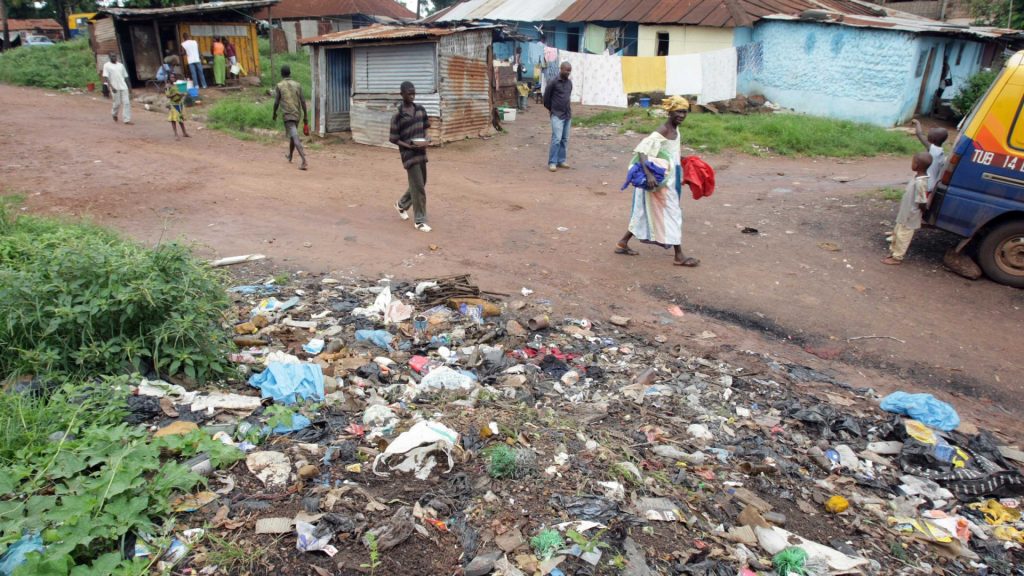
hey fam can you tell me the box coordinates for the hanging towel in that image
[544,45,559,64]
[682,156,716,200]
[581,53,627,108]
[558,50,587,104]
[665,54,702,96]
[621,56,667,94]
[698,48,737,104]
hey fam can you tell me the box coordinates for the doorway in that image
[326,48,351,132]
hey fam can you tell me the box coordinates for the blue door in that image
[326,48,351,132]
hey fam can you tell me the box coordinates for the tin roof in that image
[5,18,63,31]
[762,12,1011,39]
[559,0,827,27]
[253,0,415,20]
[301,23,492,45]
[100,0,279,20]
[425,0,580,24]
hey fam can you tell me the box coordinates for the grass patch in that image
[0,38,96,89]
[0,198,234,384]
[864,186,904,201]
[206,38,311,136]
[203,531,271,573]
[207,96,277,132]
[574,108,919,158]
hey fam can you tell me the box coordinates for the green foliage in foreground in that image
[574,108,920,157]
[952,69,998,117]
[0,377,243,575]
[0,199,234,384]
[0,38,97,89]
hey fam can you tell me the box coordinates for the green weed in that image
[0,376,241,574]
[530,529,565,560]
[263,404,299,432]
[203,531,270,573]
[206,96,277,132]
[486,444,517,478]
[362,531,382,575]
[259,38,312,97]
[867,187,905,201]
[566,528,610,554]
[610,553,627,569]
[0,38,96,89]
[272,273,290,286]
[0,200,234,384]
[574,108,919,157]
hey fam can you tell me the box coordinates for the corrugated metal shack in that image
[300,24,496,146]
[89,0,277,85]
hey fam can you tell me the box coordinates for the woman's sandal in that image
[673,257,700,267]
[615,243,639,256]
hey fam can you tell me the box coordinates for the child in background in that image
[912,119,948,191]
[883,151,932,265]
[165,73,190,140]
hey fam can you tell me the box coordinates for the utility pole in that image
[1,0,9,53]
[1009,0,1014,29]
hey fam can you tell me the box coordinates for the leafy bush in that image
[952,70,998,117]
[0,38,97,89]
[259,38,312,96]
[0,376,243,574]
[0,201,234,384]
[575,108,919,157]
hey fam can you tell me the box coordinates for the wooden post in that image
[269,5,275,87]
[1,0,9,52]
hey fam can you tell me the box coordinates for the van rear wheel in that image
[977,219,1024,288]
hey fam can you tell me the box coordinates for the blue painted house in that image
[738,12,1007,125]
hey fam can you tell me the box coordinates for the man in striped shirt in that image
[389,81,432,232]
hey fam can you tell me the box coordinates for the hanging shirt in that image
[182,39,200,64]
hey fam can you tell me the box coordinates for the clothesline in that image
[520,43,738,108]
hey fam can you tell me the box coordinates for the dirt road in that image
[1,84,1021,432]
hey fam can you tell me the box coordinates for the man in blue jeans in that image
[543,61,573,172]
[181,33,207,89]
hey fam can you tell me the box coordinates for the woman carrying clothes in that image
[212,37,226,86]
[614,95,700,267]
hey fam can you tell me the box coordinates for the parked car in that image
[22,35,55,46]
[928,51,1024,288]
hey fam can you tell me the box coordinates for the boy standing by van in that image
[883,151,933,265]
[911,119,948,191]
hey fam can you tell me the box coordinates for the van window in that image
[1007,95,1024,151]
[959,65,1006,133]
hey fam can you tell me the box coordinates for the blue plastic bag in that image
[880,391,960,431]
[263,413,312,435]
[0,533,44,576]
[355,329,394,351]
[248,362,324,405]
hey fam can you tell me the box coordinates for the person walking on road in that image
[614,96,699,267]
[272,65,308,171]
[389,81,432,232]
[102,53,132,125]
[181,33,207,89]
[543,61,573,172]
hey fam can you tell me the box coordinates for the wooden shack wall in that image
[177,22,260,78]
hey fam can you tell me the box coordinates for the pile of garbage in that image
[72,273,1024,574]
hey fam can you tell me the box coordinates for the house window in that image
[567,27,580,52]
[915,49,928,77]
[956,43,965,66]
[657,32,670,56]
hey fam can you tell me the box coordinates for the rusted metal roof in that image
[253,0,415,21]
[810,0,888,17]
[425,0,579,24]
[556,0,818,28]
[5,18,63,31]
[762,13,1011,39]
[301,23,493,45]
[100,0,278,20]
